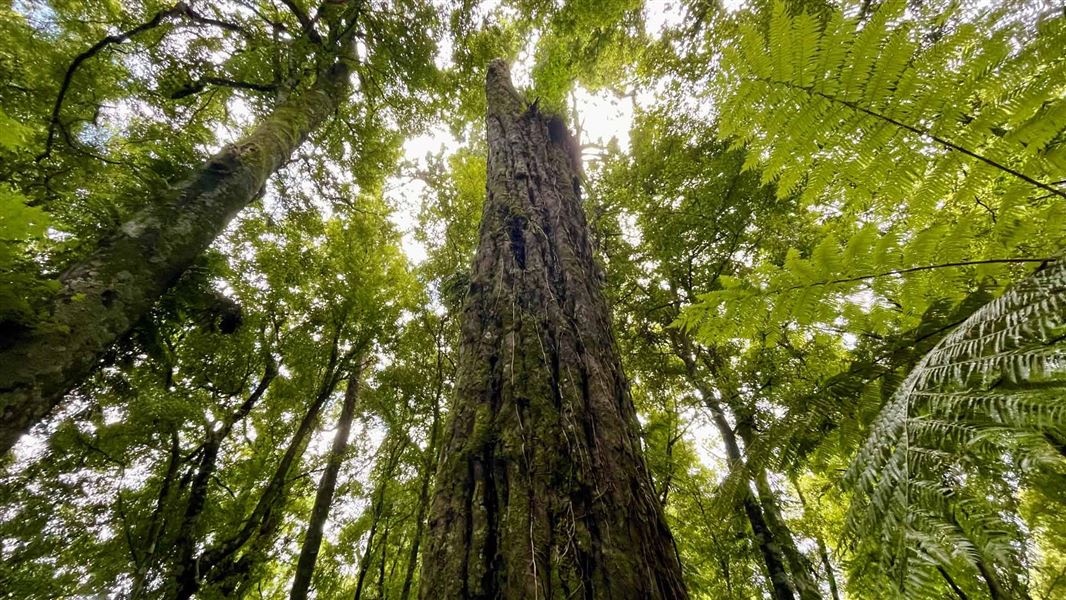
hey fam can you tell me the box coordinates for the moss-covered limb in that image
[420,60,687,599]
[0,57,353,455]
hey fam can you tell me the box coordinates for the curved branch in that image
[280,0,322,43]
[170,77,278,99]
[38,2,248,161]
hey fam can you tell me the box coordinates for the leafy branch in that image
[760,77,1066,201]
[38,2,247,161]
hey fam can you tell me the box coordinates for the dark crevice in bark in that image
[509,215,527,269]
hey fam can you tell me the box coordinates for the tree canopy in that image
[1,0,1064,599]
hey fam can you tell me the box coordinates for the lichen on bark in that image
[419,60,688,600]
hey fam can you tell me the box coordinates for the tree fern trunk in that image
[419,60,687,600]
[0,56,354,455]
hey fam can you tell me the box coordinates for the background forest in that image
[0,0,1064,599]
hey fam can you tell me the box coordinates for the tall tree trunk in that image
[290,364,364,600]
[377,519,391,598]
[171,365,277,598]
[0,50,356,455]
[734,409,819,600]
[419,60,687,600]
[938,566,971,600]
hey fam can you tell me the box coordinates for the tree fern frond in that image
[844,252,1066,595]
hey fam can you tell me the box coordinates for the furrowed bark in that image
[290,364,364,600]
[0,54,354,454]
[419,60,687,600]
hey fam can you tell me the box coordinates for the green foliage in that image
[845,255,1066,597]
[2,1,1066,599]
[716,0,1066,211]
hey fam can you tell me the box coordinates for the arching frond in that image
[845,253,1066,596]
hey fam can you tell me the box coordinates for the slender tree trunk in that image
[752,471,821,600]
[355,435,406,600]
[0,50,356,455]
[791,478,841,600]
[170,365,276,598]
[420,60,687,600]
[673,334,795,600]
[377,519,390,598]
[735,409,818,600]
[353,505,381,600]
[174,353,342,600]
[290,365,364,600]
[976,557,1005,600]
[817,540,841,600]
[400,464,434,600]
[938,566,971,600]
[400,333,445,600]
[131,430,182,600]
